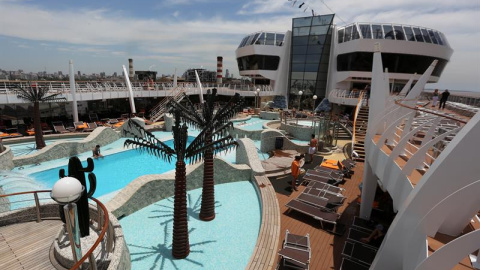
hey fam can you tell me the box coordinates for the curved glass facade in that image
[338,23,449,47]
[337,52,448,77]
[238,32,285,48]
[237,55,280,71]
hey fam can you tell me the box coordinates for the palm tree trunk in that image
[199,132,215,221]
[172,159,190,259]
[33,102,46,149]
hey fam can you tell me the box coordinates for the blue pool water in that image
[120,181,261,270]
[8,137,85,156]
[234,118,272,131]
[29,137,194,198]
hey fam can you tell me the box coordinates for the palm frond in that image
[167,100,204,128]
[212,93,244,127]
[123,120,175,160]
[211,122,234,141]
[185,136,238,164]
[124,139,174,162]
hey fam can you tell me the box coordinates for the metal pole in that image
[122,65,137,114]
[69,60,79,123]
[33,192,42,223]
[64,203,82,265]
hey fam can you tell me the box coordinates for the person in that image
[92,145,104,159]
[439,89,450,110]
[308,134,318,163]
[432,89,439,107]
[364,84,371,106]
[291,155,302,191]
[292,107,297,118]
[361,223,385,245]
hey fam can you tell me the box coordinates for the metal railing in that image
[0,190,112,270]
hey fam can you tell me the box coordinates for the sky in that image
[0,0,478,91]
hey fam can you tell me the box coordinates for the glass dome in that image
[238,32,286,48]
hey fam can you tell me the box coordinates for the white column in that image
[69,60,79,122]
[122,65,136,114]
[359,161,377,220]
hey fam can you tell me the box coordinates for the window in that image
[255,33,265,45]
[292,54,306,63]
[383,25,394,39]
[412,27,424,42]
[292,64,305,72]
[293,46,308,54]
[276,34,285,46]
[310,25,330,35]
[359,24,372,39]
[293,36,309,46]
[393,26,405,40]
[420,28,431,43]
[265,33,275,45]
[372,25,383,39]
[250,33,260,45]
[293,27,311,36]
[307,45,323,54]
[344,26,352,42]
[403,26,415,41]
[428,30,438,44]
[338,29,345,43]
[433,32,443,45]
[305,54,321,63]
[352,25,360,40]
[239,36,248,48]
[293,17,312,27]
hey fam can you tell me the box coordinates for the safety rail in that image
[149,86,186,123]
[0,190,112,270]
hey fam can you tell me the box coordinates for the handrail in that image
[0,190,110,270]
[351,91,365,150]
[395,100,467,124]
[70,197,109,270]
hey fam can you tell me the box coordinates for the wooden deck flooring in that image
[0,219,63,270]
[274,162,365,270]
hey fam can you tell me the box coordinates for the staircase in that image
[353,106,369,162]
[149,87,186,123]
[336,121,353,140]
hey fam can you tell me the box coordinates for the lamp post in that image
[255,88,260,113]
[312,95,318,112]
[51,177,84,265]
[298,90,303,110]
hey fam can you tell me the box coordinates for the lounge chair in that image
[83,122,97,132]
[5,128,23,138]
[306,181,345,196]
[341,240,377,266]
[278,230,311,270]
[303,171,344,186]
[52,121,72,134]
[295,193,339,212]
[352,216,375,233]
[339,257,369,270]
[41,122,53,134]
[285,199,340,230]
[346,228,382,249]
[74,121,89,132]
[303,187,346,205]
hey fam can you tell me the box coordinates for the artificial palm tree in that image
[123,108,238,258]
[168,89,244,221]
[13,82,65,149]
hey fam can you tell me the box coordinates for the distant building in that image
[225,69,230,79]
[135,71,158,81]
[182,68,216,82]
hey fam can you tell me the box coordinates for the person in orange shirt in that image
[291,155,302,191]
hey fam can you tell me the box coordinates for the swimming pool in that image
[8,137,85,156]
[120,181,261,270]
[234,118,272,131]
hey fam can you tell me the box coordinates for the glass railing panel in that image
[293,27,311,36]
[394,25,406,40]
[359,24,372,39]
[344,25,353,42]
[372,24,383,39]
[293,17,312,27]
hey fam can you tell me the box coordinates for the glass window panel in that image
[293,27,311,36]
[412,27,424,42]
[383,25,394,39]
[338,29,345,43]
[292,46,308,54]
[428,30,438,44]
[293,17,312,27]
[245,34,255,45]
[310,25,330,35]
[291,72,304,80]
[305,54,321,63]
[276,34,285,46]
[344,26,352,42]
[312,15,334,25]
[292,54,307,63]
[307,45,323,54]
[239,36,248,48]
[303,72,317,80]
[304,64,319,72]
[352,25,360,40]
[403,26,415,41]
[255,33,265,45]
[439,32,449,46]
[250,33,260,45]
[433,31,443,45]
[393,26,405,40]
[293,36,309,46]
[360,24,372,39]
[372,25,383,39]
[292,64,305,72]
[421,28,431,43]
[265,33,275,45]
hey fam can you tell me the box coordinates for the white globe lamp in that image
[50,177,84,204]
